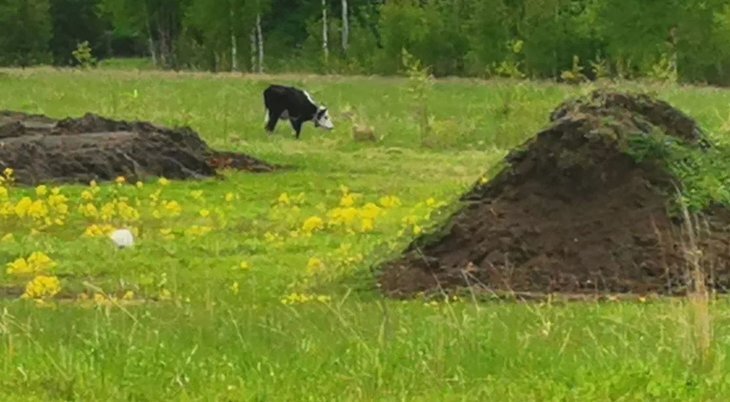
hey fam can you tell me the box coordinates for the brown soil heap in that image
[379,91,730,298]
[0,111,274,185]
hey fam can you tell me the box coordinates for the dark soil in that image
[0,111,274,185]
[378,91,730,298]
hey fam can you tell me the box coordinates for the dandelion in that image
[21,275,61,300]
[81,190,94,201]
[277,192,290,205]
[239,261,251,270]
[360,218,374,232]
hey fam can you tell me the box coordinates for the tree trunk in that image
[256,13,264,73]
[250,27,257,72]
[322,0,329,63]
[143,3,157,65]
[341,0,349,53]
[230,6,238,71]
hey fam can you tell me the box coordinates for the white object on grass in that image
[110,229,134,249]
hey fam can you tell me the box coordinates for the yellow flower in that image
[199,209,210,218]
[185,225,212,238]
[81,190,94,201]
[413,225,423,235]
[225,192,235,202]
[277,192,290,205]
[379,195,402,209]
[229,281,239,295]
[239,261,251,270]
[122,290,135,300]
[27,252,56,272]
[360,218,374,233]
[136,181,144,189]
[360,202,382,219]
[158,177,170,186]
[306,257,324,276]
[115,176,126,185]
[14,197,32,217]
[35,185,48,197]
[191,190,204,200]
[162,200,182,217]
[7,252,56,277]
[80,203,99,218]
[340,193,356,207]
[83,223,114,237]
[21,275,61,300]
[302,216,324,234]
[6,258,32,276]
[159,228,175,240]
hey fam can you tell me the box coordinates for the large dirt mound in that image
[379,91,730,298]
[0,111,274,185]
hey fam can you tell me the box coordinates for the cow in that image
[263,84,334,139]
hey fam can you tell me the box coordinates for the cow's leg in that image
[265,109,283,133]
[290,119,304,139]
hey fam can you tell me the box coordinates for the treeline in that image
[3,0,730,85]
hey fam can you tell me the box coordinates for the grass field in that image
[2,67,730,400]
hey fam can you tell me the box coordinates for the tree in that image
[0,0,53,67]
[49,0,108,65]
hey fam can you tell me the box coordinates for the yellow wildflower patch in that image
[21,275,61,300]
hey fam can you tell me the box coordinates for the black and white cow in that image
[263,84,334,139]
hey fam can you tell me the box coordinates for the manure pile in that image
[379,91,730,298]
[0,111,274,185]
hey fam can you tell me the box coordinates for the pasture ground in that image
[2,68,730,400]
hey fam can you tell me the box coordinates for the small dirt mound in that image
[0,111,274,185]
[378,91,730,298]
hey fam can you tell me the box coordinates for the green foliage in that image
[3,0,730,83]
[0,0,52,67]
[627,133,730,214]
[401,49,434,147]
[72,41,98,68]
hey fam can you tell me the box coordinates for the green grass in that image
[2,67,730,400]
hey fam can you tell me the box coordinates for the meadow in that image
[3,67,730,400]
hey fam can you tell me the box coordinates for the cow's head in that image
[313,106,334,130]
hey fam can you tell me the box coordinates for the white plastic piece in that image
[110,229,134,249]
